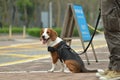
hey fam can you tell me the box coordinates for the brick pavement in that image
[0,46,109,80]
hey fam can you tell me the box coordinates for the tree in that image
[16,0,34,27]
[0,0,99,28]
[1,0,9,25]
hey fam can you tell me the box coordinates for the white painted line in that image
[0,71,27,74]
[29,71,66,73]
[0,42,41,49]
[78,52,109,54]
[0,71,64,74]
[10,42,40,47]
[0,55,50,67]
[29,71,48,73]
[83,59,109,62]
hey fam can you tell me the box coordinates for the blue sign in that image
[73,5,91,41]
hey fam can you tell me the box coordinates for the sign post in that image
[73,5,91,41]
[61,4,98,64]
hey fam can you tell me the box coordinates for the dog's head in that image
[40,28,58,44]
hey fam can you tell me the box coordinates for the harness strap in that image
[48,41,70,52]
[48,46,57,53]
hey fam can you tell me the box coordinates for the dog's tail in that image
[85,69,97,73]
[82,67,97,73]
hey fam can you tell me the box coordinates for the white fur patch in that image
[47,37,63,47]
[42,28,50,39]
[41,28,63,46]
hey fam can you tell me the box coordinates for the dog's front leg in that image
[48,63,56,72]
[48,52,58,72]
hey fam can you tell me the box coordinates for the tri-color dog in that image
[40,28,97,73]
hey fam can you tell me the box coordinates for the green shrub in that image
[0,27,23,33]
[0,28,9,33]
[73,28,79,37]
[27,28,40,37]
[54,28,79,37]
[0,27,103,37]
[54,28,62,37]
[12,27,23,33]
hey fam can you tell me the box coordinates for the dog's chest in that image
[47,37,62,47]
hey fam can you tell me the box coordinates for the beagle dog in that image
[40,28,97,73]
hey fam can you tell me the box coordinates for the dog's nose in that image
[42,35,45,39]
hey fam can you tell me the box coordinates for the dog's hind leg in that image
[63,63,71,73]
[56,60,64,72]
[65,60,81,73]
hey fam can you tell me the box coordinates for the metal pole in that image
[91,42,98,62]
[81,39,90,65]
[9,25,12,39]
[23,25,26,38]
[49,2,52,28]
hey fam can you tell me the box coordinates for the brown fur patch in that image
[49,29,58,41]
[50,52,59,64]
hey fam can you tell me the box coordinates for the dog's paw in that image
[47,70,54,73]
[57,69,64,72]
[64,69,70,73]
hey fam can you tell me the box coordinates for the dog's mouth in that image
[42,38,50,44]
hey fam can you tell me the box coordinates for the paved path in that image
[0,34,110,80]
[0,72,97,80]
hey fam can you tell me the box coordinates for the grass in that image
[0,27,103,37]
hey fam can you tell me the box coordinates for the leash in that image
[79,8,101,55]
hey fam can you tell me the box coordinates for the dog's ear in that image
[40,29,44,41]
[40,29,44,36]
[50,29,58,41]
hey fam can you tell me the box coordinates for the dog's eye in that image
[47,31,49,34]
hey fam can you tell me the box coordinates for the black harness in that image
[48,41,84,65]
[48,41,70,62]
